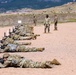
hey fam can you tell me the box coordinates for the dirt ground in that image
[0,22,76,75]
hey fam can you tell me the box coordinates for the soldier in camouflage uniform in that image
[0,33,31,46]
[0,34,44,53]
[14,24,27,36]
[0,43,44,52]
[44,14,51,33]
[13,24,33,36]
[0,53,61,68]
[10,32,37,40]
[33,15,37,26]
[12,25,39,40]
[0,35,44,52]
[54,15,58,30]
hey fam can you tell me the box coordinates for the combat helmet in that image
[3,53,10,58]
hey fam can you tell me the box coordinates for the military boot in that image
[36,48,45,52]
[45,61,53,68]
[35,34,40,36]
[33,34,40,39]
[21,42,31,45]
[54,26,57,30]
[31,35,37,40]
[34,35,37,40]
[50,59,61,65]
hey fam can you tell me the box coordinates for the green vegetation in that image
[67,18,76,22]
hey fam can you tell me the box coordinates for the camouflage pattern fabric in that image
[0,54,61,68]
[0,43,44,52]
[11,33,20,40]
[44,17,51,33]
[14,25,34,36]
[54,15,58,30]
[16,45,44,52]
[44,17,50,25]
[19,58,46,68]
[2,37,14,45]
[33,16,37,26]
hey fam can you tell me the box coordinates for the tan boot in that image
[45,61,53,68]
[21,42,31,45]
[50,59,61,65]
[34,35,37,40]
[35,34,40,36]
[32,35,37,40]
[37,48,45,52]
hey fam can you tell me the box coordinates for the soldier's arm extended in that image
[0,60,12,68]
[0,63,5,68]
[3,60,11,68]
[0,46,10,53]
[0,49,5,53]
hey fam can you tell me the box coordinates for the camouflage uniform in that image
[12,25,38,40]
[0,53,61,68]
[0,43,44,52]
[44,15,51,33]
[10,33,20,40]
[11,33,37,40]
[54,15,58,30]
[1,36,31,47]
[0,37,14,50]
[14,24,34,36]
[14,24,27,36]
[33,16,37,26]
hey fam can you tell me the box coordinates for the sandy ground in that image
[0,22,76,75]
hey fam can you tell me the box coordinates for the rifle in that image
[0,58,4,64]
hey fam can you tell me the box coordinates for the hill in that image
[0,0,74,12]
[0,2,76,26]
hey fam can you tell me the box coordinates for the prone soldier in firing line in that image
[0,32,31,46]
[0,53,61,68]
[0,34,44,53]
[12,24,40,40]
[0,43,45,53]
[10,27,40,40]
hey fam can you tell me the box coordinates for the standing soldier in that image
[0,53,61,68]
[44,14,51,33]
[54,15,58,30]
[33,15,37,26]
